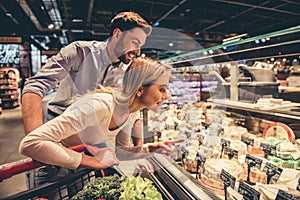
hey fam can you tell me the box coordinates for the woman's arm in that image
[19,95,118,169]
[116,129,184,160]
[81,145,119,169]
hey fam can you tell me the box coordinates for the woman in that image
[19,57,180,170]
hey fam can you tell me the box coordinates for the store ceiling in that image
[0,0,299,59]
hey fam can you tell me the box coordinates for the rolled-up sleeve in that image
[22,41,85,98]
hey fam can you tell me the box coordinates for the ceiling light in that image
[185,9,191,13]
[293,59,297,62]
[48,23,54,29]
[153,22,160,27]
[71,29,84,33]
[222,33,247,44]
[169,42,174,47]
[72,19,83,23]
[255,40,260,44]
[195,32,200,35]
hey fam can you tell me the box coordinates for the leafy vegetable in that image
[72,174,163,200]
[72,174,124,200]
[119,176,163,200]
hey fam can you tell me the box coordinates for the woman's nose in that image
[163,93,169,100]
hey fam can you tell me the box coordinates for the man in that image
[22,11,151,136]
[21,11,152,188]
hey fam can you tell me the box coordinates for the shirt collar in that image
[93,40,112,68]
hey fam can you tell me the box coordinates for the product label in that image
[197,154,206,167]
[238,182,260,200]
[241,136,254,146]
[221,138,231,148]
[245,154,263,169]
[275,189,300,200]
[220,169,236,189]
[263,162,283,182]
[224,147,238,159]
[198,134,204,144]
[260,143,276,156]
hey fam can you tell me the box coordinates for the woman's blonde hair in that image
[68,57,170,106]
[113,57,171,106]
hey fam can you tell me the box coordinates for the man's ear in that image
[113,28,122,39]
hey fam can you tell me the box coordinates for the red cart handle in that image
[0,144,86,182]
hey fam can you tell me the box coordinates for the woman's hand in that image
[80,145,119,169]
[144,138,185,155]
[136,159,154,173]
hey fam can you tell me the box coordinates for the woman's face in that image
[140,83,168,111]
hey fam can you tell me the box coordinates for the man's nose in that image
[133,48,141,57]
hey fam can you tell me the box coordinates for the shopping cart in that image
[0,144,119,200]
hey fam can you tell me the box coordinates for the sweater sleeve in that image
[19,93,111,169]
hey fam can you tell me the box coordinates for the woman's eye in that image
[160,88,167,93]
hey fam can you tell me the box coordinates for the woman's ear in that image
[136,87,143,97]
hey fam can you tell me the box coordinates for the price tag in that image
[260,143,276,156]
[241,136,254,146]
[263,162,283,182]
[245,154,263,169]
[221,138,231,148]
[275,189,300,200]
[198,134,205,144]
[220,169,236,189]
[238,182,260,200]
[197,154,206,167]
[224,147,238,159]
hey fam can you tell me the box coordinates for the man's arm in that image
[22,93,44,135]
[21,42,82,134]
[131,119,143,146]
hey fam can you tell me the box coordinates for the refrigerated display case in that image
[148,25,300,199]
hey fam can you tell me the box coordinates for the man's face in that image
[114,28,147,64]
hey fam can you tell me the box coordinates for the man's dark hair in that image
[110,11,152,36]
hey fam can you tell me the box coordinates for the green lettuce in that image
[72,174,162,200]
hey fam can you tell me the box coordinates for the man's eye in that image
[133,40,139,48]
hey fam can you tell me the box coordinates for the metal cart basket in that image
[0,144,107,200]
